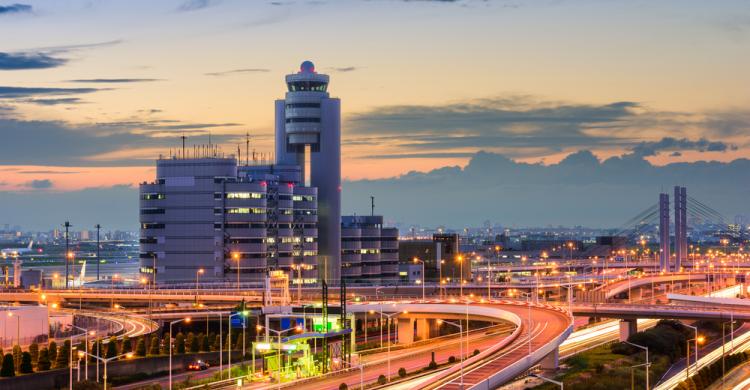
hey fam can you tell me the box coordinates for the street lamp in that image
[169,317,191,390]
[195,269,204,303]
[722,320,736,388]
[259,325,302,386]
[227,311,250,378]
[625,340,650,390]
[530,373,563,389]
[232,252,241,293]
[457,255,464,299]
[85,351,134,390]
[379,311,404,383]
[438,319,464,390]
[71,325,92,382]
[685,327,704,380]
[413,257,425,301]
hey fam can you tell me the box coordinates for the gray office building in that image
[341,215,398,284]
[139,157,318,284]
[275,61,341,283]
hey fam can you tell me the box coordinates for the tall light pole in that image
[625,340,649,390]
[227,311,249,378]
[260,325,301,386]
[457,255,464,299]
[684,323,703,381]
[85,351,134,390]
[438,319,464,390]
[169,317,191,390]
[232,252,241,293]
[439,259,445,299]
[64,221,71,289]
[413,257,425,301]
[487,255,492,301]
[722,320,736,389]
[95,224,101,281]
[379,311,404,383]
[195,269,204,303]
[71,325,92,381]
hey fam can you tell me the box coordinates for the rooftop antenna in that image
[370,196,375,216]
[246,132,250,166]
[181,134,186,158]
[237,144,241,162]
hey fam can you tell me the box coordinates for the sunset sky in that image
[1,0,749,229]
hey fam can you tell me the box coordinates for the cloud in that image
[177,0,217,12]
[31,40,122,54]
[0,86,100,98]
[204,68,270,76]
[25,179,52,189]
[17,170,79,175]
[630,137,737,157]
[343,150,750,228]
[330,66,358,72]
[347,97,750,160]
[0,52,66,70]
[0,116,241,166]
[22,98,84,105]
[67,78,162,83]
[0,3,31,14]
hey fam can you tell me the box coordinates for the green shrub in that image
[473,349,480,356]
[55,340,70,369]
[149,335,160,356]
[29,342,39,366]
[398,367,407,378]
[448,355,456,363]
[48,341,57,363]
[427,360,438,370]
[19,352,33,374]
[339,383,348,390]
[1,353,15,377]
[106,336,119,358]
[378,374,387,385]
[176,332,186,354]
[136,337,147,356]
[37,348,51,371]
[121,336,132,354]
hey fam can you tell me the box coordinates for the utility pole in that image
[95,224,101,280]
[64,221,71,288]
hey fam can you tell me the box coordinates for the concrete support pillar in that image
[619,319,638,342]
[540,348,559,370]
[415,318,429,341]
[397,318,414,344]
[428,319,440,338]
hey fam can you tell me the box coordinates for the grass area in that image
[529,343,671,390]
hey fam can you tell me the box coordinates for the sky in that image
[0,0,749,230]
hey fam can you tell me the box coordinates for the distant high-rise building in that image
[275,61,341,283]
[341,215,398,284]
[139,156,318,283]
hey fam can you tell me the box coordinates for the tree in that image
[48,341,58,363]
[121,335,132,354]
[149,335,160,356]
[188,332,199,353]
[1,353,14,377]
[135,337,147,357]
[200,333,209,352]
[160,335,169,355]
[54,340,70,369]
[175,332,186,354]
[105,336,118,359]
[37,348,51,371]
[29,342,39,366]
[12,345,21,371]
[19,352,33,374]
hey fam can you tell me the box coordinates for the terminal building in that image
[341,215,399,284]
[139,157,319,284]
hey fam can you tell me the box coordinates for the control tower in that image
[275,61,341,282]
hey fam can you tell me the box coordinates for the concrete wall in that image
[0,351,243,390]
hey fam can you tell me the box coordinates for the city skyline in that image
[1,0,749,229]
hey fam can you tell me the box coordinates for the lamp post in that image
[232,252,240,293]
[85,351,134,390]
[195,269,204,303]
[438,319,464,390]
[261,325,301,387]
[169,317,191,390]
[227,311,249,378]
[457,255,464,299]
[413,257,425,301]
[530,373,563,389]
[439,259,445,299]
[487,255,492,301]
[685,328,704,380]
[339,359,364,390]
[625,340,650,390]
[71,325,91,381]
[379,311,403,382]
[722,320,736,389]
